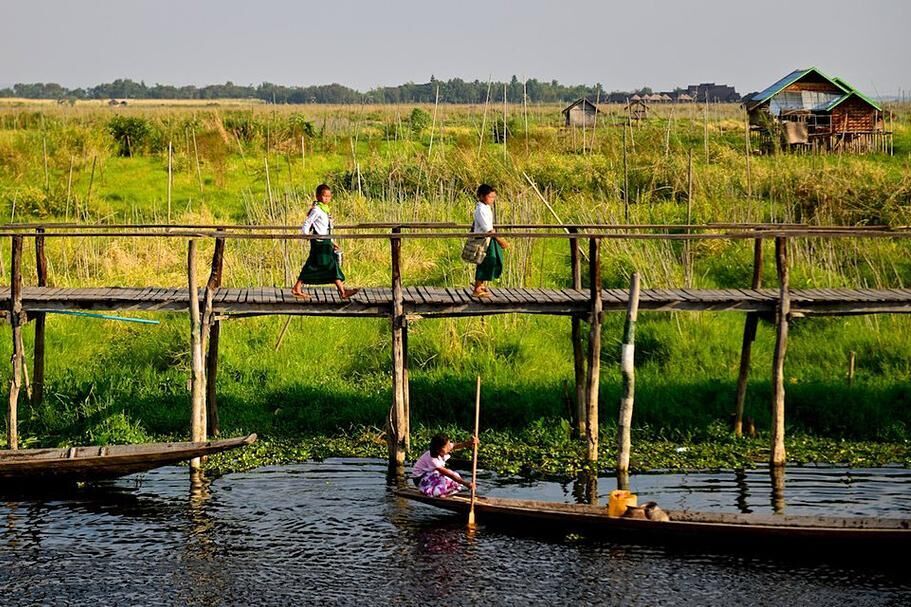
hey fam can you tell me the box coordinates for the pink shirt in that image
[412,450,449,479]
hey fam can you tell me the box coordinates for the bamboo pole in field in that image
[502,83,508,160]
[617,272,640,490]
[770,237,789,467]
[478,77,492,158]
[848,351,856,385]
[264,156,275,218]
[32,228,47,408]
[7,236,23,450]
[388,227,407,472]
[192,128,204,192]
[187,240,206,469]
[734,238,763,436]
[704,93,709,163]
[42,128,50,195]
[428,85,440,157]
[167,143,173,224]
[684,149,694,287]
[745,115,753,199]
[523,78,529,154]
[585,238,603,463]
[569,228,587,437]
[64,156,74,222]
[85,155,96,221]
[623,126,630,222]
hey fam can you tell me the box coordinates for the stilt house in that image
[562,98,600,127]
[745,67,889,153]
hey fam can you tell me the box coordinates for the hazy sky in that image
[2,0,908,94]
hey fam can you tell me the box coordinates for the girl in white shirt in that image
[411,433,478,497]
[291,184,359,300]
[472,184,508,298]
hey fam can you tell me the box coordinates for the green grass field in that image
[1,101,910,472]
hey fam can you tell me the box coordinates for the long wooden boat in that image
[0,434,256,483]
[395,487,911,552]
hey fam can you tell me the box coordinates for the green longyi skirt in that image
[298,240,345,284]
[475,239,503,282]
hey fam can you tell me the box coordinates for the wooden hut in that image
[745,67,889,153]
[625,99,649,121]
[562,98,600,127]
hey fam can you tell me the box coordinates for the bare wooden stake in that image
[770,237,789,467]
[388,227,407,472]
[848,351,856,385]
[684,149,694,287]
[206,320,221,436]
[167,142,173,224]
[192,128,204,193]
[585,238,603,463]
[623,125,630,222]
[744,115,753,199]
[187,240,206,469]
[617,272,641,489]
[33,228,47,408]
[7,236,23,450]
[734,238,762,436]
[203,234,225,437]
[570,228,587,437]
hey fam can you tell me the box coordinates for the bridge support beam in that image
[388,227,407,474]
[770,237,789,467]
[32,228,47,409]
[203,233,225,437]
[187,240,206,470]
[734,238,763,437]
[569,228,587,437]
[617,272,640,490]
[584,238,602,464]
[7,236,23,450]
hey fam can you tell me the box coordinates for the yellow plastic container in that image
[608,490,638,517]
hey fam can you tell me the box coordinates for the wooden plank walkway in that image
[3,286,911,318]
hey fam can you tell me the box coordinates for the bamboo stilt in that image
[203,234,225,437]
[734,238,762,436]
[585,238,602,463]
[388,227,406,472]
[187,240,206,470]
[617,272,641,489]
[7,236,23,450]
[569,228,586,437]
[770,237,789,467]
[33,227,47,408]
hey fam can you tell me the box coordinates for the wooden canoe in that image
[0,434,256,483]
[395,487,911,552]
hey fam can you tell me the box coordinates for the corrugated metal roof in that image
[821,91,882,112]
[748,67,851,108]
[830,77,882,111]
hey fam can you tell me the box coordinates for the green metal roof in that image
[748,67,881,112]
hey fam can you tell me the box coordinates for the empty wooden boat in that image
[395,487,910,552]
[0,434,256,483]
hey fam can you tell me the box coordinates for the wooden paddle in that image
[468,375,481,527]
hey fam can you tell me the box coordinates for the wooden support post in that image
[617,272,640,490]
[684,149,694,288]
[403,319,411,453]
[203,233,225,437]
[7,236,23,450]
[734,238,763,436]
[33,227,47,408]
[569,228,586,437]
[584,238,602,463]
[187,240,206,470]
[388,227,407,472]
[770,237,789,467]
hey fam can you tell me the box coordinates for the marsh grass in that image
[1,101,910,468]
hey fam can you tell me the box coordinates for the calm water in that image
[1,460,909,606]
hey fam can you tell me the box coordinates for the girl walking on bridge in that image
[471,184,508,298]
[291,184,359,301]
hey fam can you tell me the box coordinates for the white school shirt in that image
[412,450,450,479]
[473,202,494,234]
[301,204,332,236]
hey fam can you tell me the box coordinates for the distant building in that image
[745,67,888,153]
[562,98,600,127]
[686,83,740,103]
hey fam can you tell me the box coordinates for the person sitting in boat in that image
[471,184,508,298]
[411,433,478,497]
[291,184,359,301]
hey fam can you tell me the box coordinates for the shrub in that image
[108,115,150,156]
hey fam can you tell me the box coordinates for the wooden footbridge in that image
[2,223,910,476]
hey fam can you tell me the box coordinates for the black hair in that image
[316,183,331,198]
[429,433,450,457]
[476,183,496,199]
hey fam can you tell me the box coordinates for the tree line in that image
[0,76,620,104]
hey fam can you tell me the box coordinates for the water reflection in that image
[0,461,909,605]
[572,471,599,505]
[771,466,787,514]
